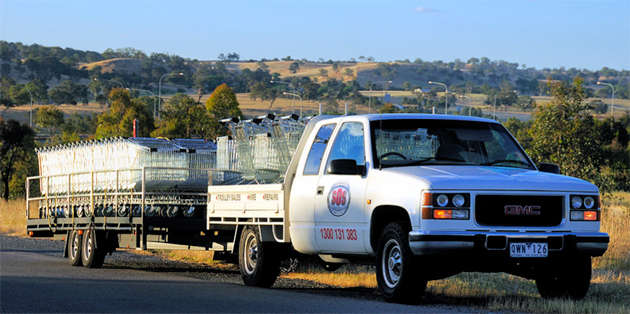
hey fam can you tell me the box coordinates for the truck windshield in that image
[371,119,534,169]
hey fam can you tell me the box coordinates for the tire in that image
[376,222,427,304]
[238,226,280,287]
[81,229,105,268]
[536,256,592,300]
[68,230,83,266]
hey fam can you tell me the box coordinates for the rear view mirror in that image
[328,159,365,175]
[538,162,560,174]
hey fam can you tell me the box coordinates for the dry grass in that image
[3,192,629,312]
[0,199,26,236]
[147,250,237,272]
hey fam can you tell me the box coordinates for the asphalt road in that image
[0,236,477,313]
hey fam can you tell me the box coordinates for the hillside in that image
[79,58,145,75]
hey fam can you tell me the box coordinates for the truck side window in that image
[326,122,365,172]
[303,123,336,175]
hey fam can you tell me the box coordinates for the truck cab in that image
[284,114,608,303]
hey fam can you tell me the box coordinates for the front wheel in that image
[536,256,592,300]
[376,222,426,304]
[238,226,280,287]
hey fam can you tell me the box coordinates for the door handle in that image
[317,186,324,195]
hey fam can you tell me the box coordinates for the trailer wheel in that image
[238,226,280,287]
[376,222,426,304]
[81,229,105,268]
[536,256,591,300]
[68,230,83,266]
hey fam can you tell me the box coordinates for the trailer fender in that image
[231,225,246,254]
[63,230,71,258]
[259,225,276,242]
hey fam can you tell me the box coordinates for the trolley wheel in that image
[81,229,105,268]
[68,230,83,266]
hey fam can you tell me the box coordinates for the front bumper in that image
[408,231,609,257]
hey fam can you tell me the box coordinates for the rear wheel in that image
[81,229,105,268]
[376,222,426,304]
[68,230,83,266]
[536,256,591,300]
[238,226,280,287]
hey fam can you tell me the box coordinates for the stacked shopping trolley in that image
[33,137,216,219]
[31,113,310,220]
[217,114,308,184]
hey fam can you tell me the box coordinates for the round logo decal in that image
[328,181,351,217]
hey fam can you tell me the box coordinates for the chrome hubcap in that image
[244,234,258,274]
[382,239,402,288]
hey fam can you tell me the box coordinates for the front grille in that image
[475,195,563,227]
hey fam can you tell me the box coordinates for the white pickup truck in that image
[26,113,609,304]
[208,113,608,303]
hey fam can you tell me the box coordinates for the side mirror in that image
[328,159,365,175]
[538,162,560,174]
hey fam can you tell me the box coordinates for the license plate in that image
[509,242,548,258]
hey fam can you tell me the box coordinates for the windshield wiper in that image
[481,160,531,167]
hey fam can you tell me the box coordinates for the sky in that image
[1,0,629,71]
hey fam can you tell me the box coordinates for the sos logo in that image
[328,182,351,216]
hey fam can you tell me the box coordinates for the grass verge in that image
[0,199,26,236]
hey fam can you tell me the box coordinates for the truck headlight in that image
[453,194,465,207]
[571,196,583,209]
[422,192,470,220]
[583,196,595,209]
[437,194,449,207]
[569,194,600,221]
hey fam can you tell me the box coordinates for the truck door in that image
[289,123,337,254]
[315,122,368,254]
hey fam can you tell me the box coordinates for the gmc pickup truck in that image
[26,114,609,304]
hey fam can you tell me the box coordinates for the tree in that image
[0,119,36,200]
[227,52,240,62]
[249,81,279,107]
[529,78,607,189]
[289,61,300,74]
[375,62,399,80]
[25,79,49,103]
[48,81,88,105]
[590,100,608,116]
[319,69,329,78]
[322,98,340,115]
[152,93,220,139]
[35,105,65,142]
[332,62,339,74]
[95,88,155,138]
[8,85,31,106]
[378,103,398,113]
[344,68,354,78]
[206,84,243,120]
[516,95,536,112]
[256,61,269,72]
[0,77,16,115]
[192,63,215,103]
[62,113,98,136]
